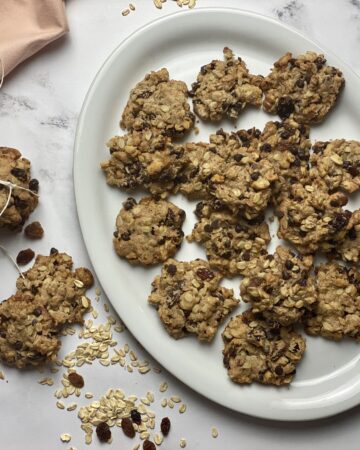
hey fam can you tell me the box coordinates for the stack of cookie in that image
[101,48,360,386]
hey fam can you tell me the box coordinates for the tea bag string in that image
[0,244,24,279]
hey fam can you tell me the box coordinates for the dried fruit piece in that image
[68,371,84,388]
[131,409,142,425]
[24,221,44,239]
[121,417,135,438]
[160,417,171,436]
[16,248,35,265]
[96,422,111,442]
[143,440,156,450]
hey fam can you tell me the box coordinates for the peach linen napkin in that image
[0,0,68,78]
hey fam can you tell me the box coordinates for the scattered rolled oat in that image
[60,433,72,443]
[122,8,130,16]
[159,382,168,393]
[38,377,54,386]
[56,400,65,410]
[67,402,77,411]
[211,427,219,438]
[179,403,187,413]
[179,438,187,448]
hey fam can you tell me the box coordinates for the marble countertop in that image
[1,1,360,449]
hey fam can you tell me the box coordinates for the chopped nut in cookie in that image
[304,262,360,341]
[310,140,360,193]
[222,310,306,385]
[240,246,316,326]
[200,129,278,219]
[187,200,270,277]
[120,68,194,136]
[113,197,186,265]
[277,180,351,254]
[148,259,239,341]
[0,147,39,231]
[262,51,344,124]
[190,47,263,121]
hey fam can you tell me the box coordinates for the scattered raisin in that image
[130,409,142,425]
[16,248,35,265]
[121,417,135,438]
[24,221,44,239]
[96,422,111,442]
[50,247,58,255]
[29,178,39,193]
[143,440,156,450]
[196,267,214,280]
[160,417,171,436]
[68,372,84,388]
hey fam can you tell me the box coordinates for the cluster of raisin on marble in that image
[101,47,360,386]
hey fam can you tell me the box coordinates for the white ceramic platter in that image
[74,7,360,420]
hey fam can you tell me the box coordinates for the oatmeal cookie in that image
[240,246,316,326]
[304,262,360,341]
[259,119,311,202]
[222,310,306,385]
[262,51,345,124]
[16,250,94,327]
[277,180,351,254]
[187,201,270,277]
[120,68,194,136]
[101,132,186,196]
[310,140,360,193]
[200,129,278,219]
[113,197,185,265]
[0,147,39,231]
[0,293,61,368]
[190,47,263,121]
[174,142,210,199]
[148,259,239,341]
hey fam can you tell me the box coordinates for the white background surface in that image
[1,0,360,449]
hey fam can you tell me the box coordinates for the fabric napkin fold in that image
[0,0,68,77]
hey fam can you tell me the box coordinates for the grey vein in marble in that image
[274,0,307,30]
[40,115,71,129]
[0,92,35,114]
